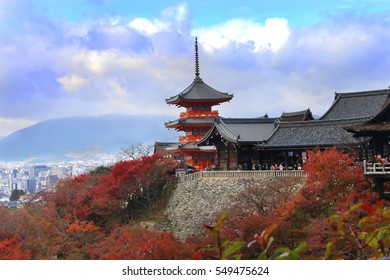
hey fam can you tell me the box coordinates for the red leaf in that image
[361,203,375,215]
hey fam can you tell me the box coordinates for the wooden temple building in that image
[257,90,389,169]
[345,94,390,199]
[198,116,278,170]
[280,108,314,122]
[158,38,390,181]
[197,89,389,171]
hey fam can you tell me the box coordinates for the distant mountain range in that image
[0,114,178,162]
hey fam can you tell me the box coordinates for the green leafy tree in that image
[10,189,25,201]
[199,212,307,260]
[326,200,390,259]
[89,166,110,176]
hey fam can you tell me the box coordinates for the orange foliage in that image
[61,220,102,260]
[66,220,100,234]
[89,154,177,223]
[0,203,68,259]
[206,148,381,259]
[303,147,375,210]
[87,226,194,260]
[50,174,92,222]
[219,177,304,255]
[0,233,31,260]
[0,148,383,260]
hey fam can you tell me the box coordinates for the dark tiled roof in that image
[320,89,389,120]
[198,116,277,145]
[262,118,368,149]
[369,95,390,123]
[165,77,233,105]
[346,122,390,134]
[345,95,390,134]
[165,117,215,128]
[280,108,314,121]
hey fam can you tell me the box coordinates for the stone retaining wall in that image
[165,176,304,239]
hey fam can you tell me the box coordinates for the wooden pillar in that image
[374,137,383,156]
[258,149,262,165]
[284,151,288,169]
[248,146,254,169]
[374,178,385,197]
[217,144,221,167]
[227,144,230,170]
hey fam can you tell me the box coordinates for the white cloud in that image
[162,2,188,22]
[297,23,373,58]
[107,79,128,99]
[129,18,169,35]
[1,2,390,137]
[129,3,189,36]
[70,50,145,76]
[193,18,290,53]
[57,74,89,92]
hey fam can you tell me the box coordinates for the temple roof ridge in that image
[280,108,313,121]
[334,88,389,98]
[218,116,277,124]
[262,117,366,149]
[319,88,389,121]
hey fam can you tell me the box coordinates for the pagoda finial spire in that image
[195,37,200,78]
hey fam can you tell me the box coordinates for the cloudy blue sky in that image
[1,0,390,137]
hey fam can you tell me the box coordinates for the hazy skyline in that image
[1,0,390,136]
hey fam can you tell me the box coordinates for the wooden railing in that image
[177,170,306,183]
[180,110,219,118]
[364,163,390,175]
[179,135,203,143]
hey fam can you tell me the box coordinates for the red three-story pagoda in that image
[165,38,233,171]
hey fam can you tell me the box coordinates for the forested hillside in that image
[0,114,176,161]
[0,149,389,260]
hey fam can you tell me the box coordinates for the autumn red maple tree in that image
[198,147,381,259]
[89,153,177,225]
[0,153,181,259]
[0,148,386,260]
[0,232,31,260]
[87,226,194,260]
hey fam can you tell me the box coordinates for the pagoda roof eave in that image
[165,117,216,128]
[165,77,233,105]
[166,98,233,107]
[165,142,216,153]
